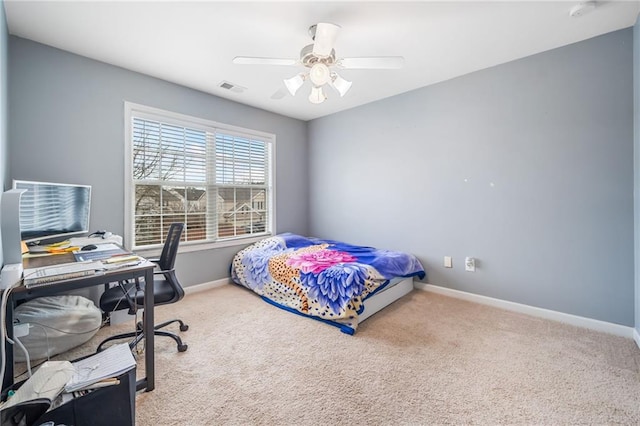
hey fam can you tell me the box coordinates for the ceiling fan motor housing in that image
[300,44,336,66]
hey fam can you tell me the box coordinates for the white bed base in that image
[358,277,414,322]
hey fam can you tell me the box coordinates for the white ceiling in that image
[4,1,640,121]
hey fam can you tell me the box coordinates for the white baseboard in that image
[184,278,232,295]
[415,283,635,339]
[182,279,639,345]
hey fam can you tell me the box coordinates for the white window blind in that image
[127,104,273,249]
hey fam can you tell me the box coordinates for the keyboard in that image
[23,261,105,288]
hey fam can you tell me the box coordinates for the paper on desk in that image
[65,343,136,392]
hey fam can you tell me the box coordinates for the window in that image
[125,103,274,249]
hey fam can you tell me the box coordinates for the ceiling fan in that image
[233,23,404,104]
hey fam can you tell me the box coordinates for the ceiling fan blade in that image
[233,57,297,66]
[270,88,288,100]
[312,23,340,57]
[338,57,405,69]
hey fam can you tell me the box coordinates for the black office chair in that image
[97,223,188,353]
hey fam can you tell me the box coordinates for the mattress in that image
[231,233,425,334]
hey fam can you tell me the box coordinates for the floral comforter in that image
[231,233,425,334]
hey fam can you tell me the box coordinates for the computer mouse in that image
[81,244,98,251]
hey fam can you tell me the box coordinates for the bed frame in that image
[358,277,414,322]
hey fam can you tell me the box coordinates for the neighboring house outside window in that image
[124,102,274,250]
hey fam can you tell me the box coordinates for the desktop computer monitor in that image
[13,180,91,244]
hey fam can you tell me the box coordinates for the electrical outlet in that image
[14,322,30,338]
[465,257,476,272]
[444,256,452,268]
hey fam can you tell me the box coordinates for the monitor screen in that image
[13,180,91,243]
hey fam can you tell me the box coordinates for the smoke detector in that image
[569,1,596,17]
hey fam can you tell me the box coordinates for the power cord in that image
[27,321,102,336]
[102,280,143,355]
[15,358,49,381]
[133,285,145,356]
[12,336,31,377]
[28,322,51,363]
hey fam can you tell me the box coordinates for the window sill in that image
[133,234,271,258]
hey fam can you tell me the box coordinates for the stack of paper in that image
[65,343,136,392]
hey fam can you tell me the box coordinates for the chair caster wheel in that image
[178,344,188,352]
[180,324,189,332]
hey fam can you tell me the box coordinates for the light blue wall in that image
[5,24,638,328]
[634,15,640,337]
[8,36,309,286]
[0,1,8,267]
[308,29,634,326]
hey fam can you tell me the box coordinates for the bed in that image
[230,233,425,334]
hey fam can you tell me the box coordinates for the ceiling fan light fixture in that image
[284,73,306,96]
[309,86,327,104]
[309,63,330,86]
[331,73,352,97]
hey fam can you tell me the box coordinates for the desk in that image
[1,254,156,393]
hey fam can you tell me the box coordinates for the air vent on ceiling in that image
[219,80,246,93]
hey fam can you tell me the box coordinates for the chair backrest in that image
[158,223,184,271]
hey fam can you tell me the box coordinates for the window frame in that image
[124,102,276,252]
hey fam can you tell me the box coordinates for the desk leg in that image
[143,267,154,392]
[1,294,15,391]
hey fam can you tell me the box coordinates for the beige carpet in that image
[54,284,640,425]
